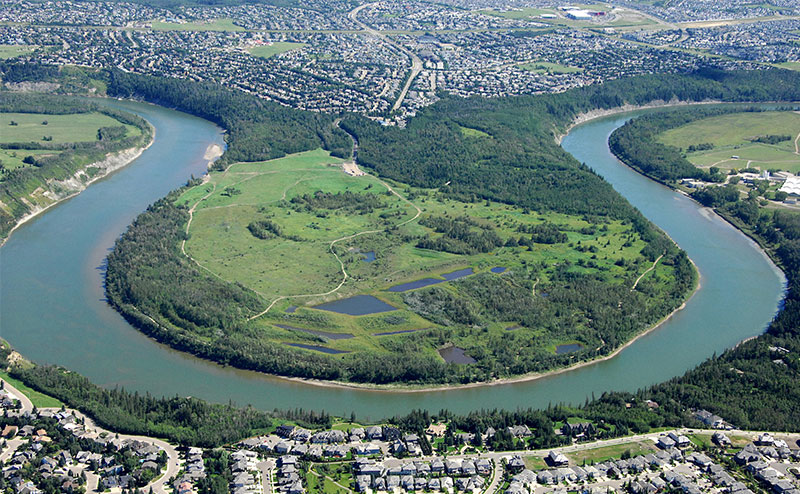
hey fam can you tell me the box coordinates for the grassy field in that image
[248,42,307,59]
[478,7,556,19]
[458,125,491,138]
[565,440,657,464]
[0,44,35,59]
[150,18,244,31]
[657,110,800,172]
[175,147,677,361]
[1,112,140,145]
[518,61,583,74]
[776,61,800,71]
[0,370,64,408]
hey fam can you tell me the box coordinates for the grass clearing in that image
[248,42,307,59]
[0,371,64,408]
[657,111,800,172]
[518,61,583,74]
[565,441,657,464]
[523,456,548,470]
[150,18,244,32]
[458,125,491,138]
[0,112,139,145]
[0,44,35,59]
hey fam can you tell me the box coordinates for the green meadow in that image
[1,112,140,145]
[177,148,679,359]
[657,111,800,172]
[0,44,35,59]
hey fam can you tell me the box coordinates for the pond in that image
[438,346,477,364]
[555,343,584,355]
[285,343,350,355]
[490,267,507,274]
[312,295,397,316]
[274,324,354,340]
[373,328,427,336]
[387,268,476,292]
[362,251,376,263]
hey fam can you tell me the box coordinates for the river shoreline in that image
[1,131,155,247]
[263,279,702,393]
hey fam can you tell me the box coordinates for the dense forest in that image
[105,70,352,165]
[0,91,152,238]
[100,67,800,385]
[7,362,333,448]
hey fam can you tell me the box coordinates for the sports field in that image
[176,148,677,356]
[657,110,800,172]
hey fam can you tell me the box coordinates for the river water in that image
[0,102,786,420]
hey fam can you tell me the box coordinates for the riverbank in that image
[0,131,155,247]
[554,99,728,145]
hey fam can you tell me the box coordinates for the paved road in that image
[348,2,422,111]
[0,438,24,463]
[258,459,276,494]
[1,380,34,414]
[41,407,182,494]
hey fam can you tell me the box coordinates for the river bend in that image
[0,102,785,420]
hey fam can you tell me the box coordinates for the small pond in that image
[387,277,444,292]
[312,295,397,316]
[373,328,427,336]
[285,343,350,354]
[274,324,354,340]
[362,251,376,263]
[438,346,477,364]
[285,305,297,313]
[490,267,507,274]
[505,325,522,331]
[555,343,584,355]
[387,268,476,292]
[441,268,474,281]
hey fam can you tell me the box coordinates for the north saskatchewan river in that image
[0,101,786,420]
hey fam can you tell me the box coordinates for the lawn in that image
[657,110,800,172]
[0,44,35,59]
[248,42,307,59]
[0,371,64,408]
[150,18,244,31]
[565,441,657,464]
[523,456,547,470]
[518,61,583,74]
[0,111,139,145]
